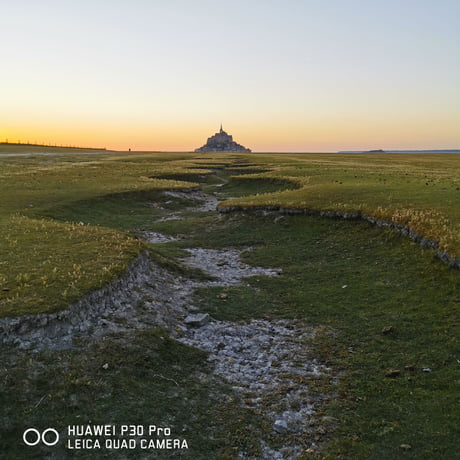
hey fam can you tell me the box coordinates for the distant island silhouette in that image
[195,125,251,153]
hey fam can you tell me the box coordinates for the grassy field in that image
[0,148,459,458]
[219,153,460,258]
[0,151,211,316]
[156,205,459,459]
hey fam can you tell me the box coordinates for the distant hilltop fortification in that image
[195,125,251,153]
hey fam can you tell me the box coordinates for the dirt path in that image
[149,188,336,458]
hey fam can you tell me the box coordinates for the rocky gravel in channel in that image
[163,189,220,212]
[181,247,281,286]
[179,319,332,458]
[142,231,179,244]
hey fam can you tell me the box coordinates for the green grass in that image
[219,153,460,257]
[39,189,198,232]
[216,176,298,198]
[0,147,459,458]
[0,216,143,316]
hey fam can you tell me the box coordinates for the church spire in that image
[220,124,223,133]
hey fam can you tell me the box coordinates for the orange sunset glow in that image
[1,1,459,152]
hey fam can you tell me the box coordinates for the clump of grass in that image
[0,216,143,317]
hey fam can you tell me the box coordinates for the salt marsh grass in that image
[1,149,459,318]
[0,149,208,317]
[220,153,460,256]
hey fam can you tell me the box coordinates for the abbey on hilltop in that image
[194,125,251,153]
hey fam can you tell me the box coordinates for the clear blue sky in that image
[1,0,459,151]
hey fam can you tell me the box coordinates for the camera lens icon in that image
[23,428,60,447]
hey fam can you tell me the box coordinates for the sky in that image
[1,0,459,152]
